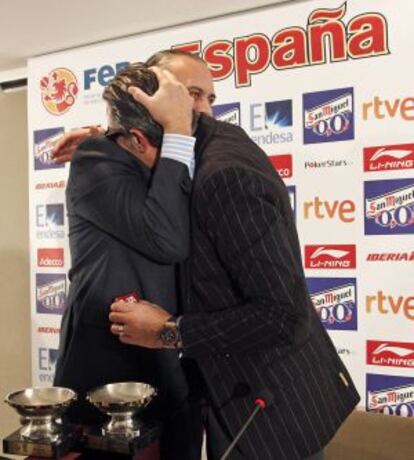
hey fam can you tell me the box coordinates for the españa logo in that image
[33,128,65,170]
[307,277,357,330]
[367,341,414,368]
[366,374,414,417]
[364,143,414,172]
[213,103,241,125]
[303,87,354,144]
[304,245,356,269]
[40,68,78,116]
[364,178,414,235]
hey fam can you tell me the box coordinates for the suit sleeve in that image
[180,167,308,357]
[69,155,191,264]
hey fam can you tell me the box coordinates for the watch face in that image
[161,324,180,347]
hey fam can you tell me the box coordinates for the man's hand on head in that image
[128,67,193,136]
[109,299,171,348]
[52,126,104,163]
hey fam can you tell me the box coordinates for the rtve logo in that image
[304,197,355,222]
[366,291,414,321]
[362,96,414,121]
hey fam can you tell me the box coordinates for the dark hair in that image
[102,62,162,148]
[145,49,206,69]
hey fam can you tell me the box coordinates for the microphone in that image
[220,389,274,460]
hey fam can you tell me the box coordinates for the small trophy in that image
[84,382,160,456]
[3,386,79,458]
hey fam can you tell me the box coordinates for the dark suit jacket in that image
[180,115,360,459]
[54,135,191,423]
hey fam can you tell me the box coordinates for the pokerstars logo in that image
[305,245,356,269]
[367,341,414,368]
[303,87,354,144]
[268,154,293,179]
[213,102,240,125]
[307,277,358,330]
[364,143,414,172]
[366,374,414,417]
[37,248,64,268]
[40,68,78,116]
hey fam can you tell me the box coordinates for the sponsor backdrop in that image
[28,0,413,416]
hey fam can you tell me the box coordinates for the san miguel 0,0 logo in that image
[40,68,78,115]
[173,3,390,87]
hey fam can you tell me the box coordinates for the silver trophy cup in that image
[87,382,156,438]
[4,386,77,442]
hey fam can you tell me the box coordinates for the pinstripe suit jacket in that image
[179,115,360,459]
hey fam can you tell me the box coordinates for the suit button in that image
[224,353,231,359]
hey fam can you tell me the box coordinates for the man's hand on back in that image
[52,126,104,163]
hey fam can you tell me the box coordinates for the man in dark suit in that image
[54,63,200,460]
[109,53,360,460]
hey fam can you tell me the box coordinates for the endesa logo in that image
[366,291,414,321]
[307,278,358,330]
[174,4,389,87]
[303,87,354,144]
[37,248,64,268]
[249,100,293,147]
[367,341,414,368]
[367,374,414,417]
[38,348,58,383]
[305,245,356,269]
[366,251,414,262]
[40,68,78,116]
[36,274,66,315]
[35,203,64,240]
[364,143,414,173]
[364,178,414,235]
[213,103,240,125]
[33,128,65,170]
[268,154,293,179]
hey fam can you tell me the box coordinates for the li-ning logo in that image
[213,103,240,125]
[364,143,414,172]
[305,245,356,269]
[367,341,414,368]
[173,3,390,87]
[269,154,293,179]
[303,87,354,144]
[40,68,78,115]
[364,179,414,235]
[307,278,357,330]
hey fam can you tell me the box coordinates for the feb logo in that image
[213,103,240,126]
[305,245,356,269]
[367,374,414,417]
[367,341,414,368]
[307,277,357,330]
[33,128,65,170]
[36,273,66,315]
[363,143,414,172]
[303,87,354,144]
[364,178,414,235]
[40,68,78,116]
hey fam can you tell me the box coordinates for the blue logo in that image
[34,128,65,170]
[84,62,129,90]
[36,204,64,228]
[213,102,240,125]
[364,178,414,235]
[306,278,358,330]
[303,87,354,144]
[36,274,66,315]
[366,374,414,417]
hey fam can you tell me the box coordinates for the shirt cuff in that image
[160,134,196,179]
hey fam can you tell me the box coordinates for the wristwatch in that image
[159,316,183,349]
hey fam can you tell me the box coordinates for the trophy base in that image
[2,426,81,458]
[84,420,161,456]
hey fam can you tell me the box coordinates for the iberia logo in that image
[40,68,78,115]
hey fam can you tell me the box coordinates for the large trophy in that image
[3,386,79,458]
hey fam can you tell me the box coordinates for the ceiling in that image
[0,0,295,79]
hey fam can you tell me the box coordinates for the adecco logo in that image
[37,248,64,268]
[268,154,293,179]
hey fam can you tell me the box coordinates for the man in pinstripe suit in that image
[109,52,360,460]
